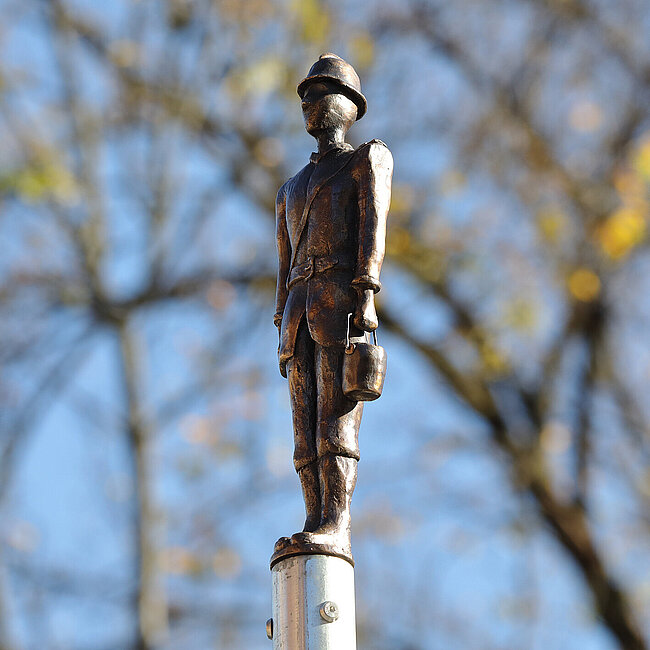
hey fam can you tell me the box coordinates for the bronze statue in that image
[271,54,392,567]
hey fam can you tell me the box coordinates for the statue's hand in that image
[353,288,378,331]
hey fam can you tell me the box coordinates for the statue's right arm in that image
[274,183,290,329]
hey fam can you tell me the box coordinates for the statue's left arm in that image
[274,183,290,331]
[351,140,393,330]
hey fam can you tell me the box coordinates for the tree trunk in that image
[118,322,167,649]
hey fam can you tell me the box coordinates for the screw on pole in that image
[319,601,339,623]
[266,618,273,640]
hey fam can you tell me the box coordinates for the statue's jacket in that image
[274,139,393,377]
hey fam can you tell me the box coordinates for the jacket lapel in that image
[286,164,312,250]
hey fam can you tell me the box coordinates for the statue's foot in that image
[273,536,292,553]
[270,530,353,567]
[290,530,351,558]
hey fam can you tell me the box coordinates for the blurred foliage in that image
[1,0,650,648]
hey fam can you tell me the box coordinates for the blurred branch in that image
[0,0,646,646]
[379,308,499,420]
[374,9,647,641]
[534,0,650,91]
[48,1,286,216]
[48,0,108,295]
[116,319,167,650]
[388,2,620,233]
[573,303,605,507]
[0,323,93,650]
[4,554,130,604]
[379,303,646,649]
[533,0,650,168]
[0,322,94,502]
[606,362,650,525]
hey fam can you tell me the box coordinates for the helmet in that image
[297,53,367,120]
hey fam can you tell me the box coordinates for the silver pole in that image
[268,554,356,649]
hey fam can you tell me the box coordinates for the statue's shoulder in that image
[354,138,392,161]
[290,162,314,183]
[277,162,312,203]
[276,179,289,202]
[352,139,393,171]
[359,138,390,150]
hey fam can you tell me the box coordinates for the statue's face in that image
[301,80,357,136]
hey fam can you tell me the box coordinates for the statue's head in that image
[297,54,367,137]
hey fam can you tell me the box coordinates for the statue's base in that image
[270,539,354,570]
[269,554,356,649]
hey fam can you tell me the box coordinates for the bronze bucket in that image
[342,314,387,402]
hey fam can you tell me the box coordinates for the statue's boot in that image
[273,461,321,554]
[299,460,321,532]
[273,536,291,553]
[290,455,357,558]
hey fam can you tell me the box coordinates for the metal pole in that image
[268,554,356,649]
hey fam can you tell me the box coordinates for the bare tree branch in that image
[380,303,646,649]
[116,319,167,650]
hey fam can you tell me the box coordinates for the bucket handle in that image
[346,312,378,351]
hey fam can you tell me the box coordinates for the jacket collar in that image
[309,142,354,164]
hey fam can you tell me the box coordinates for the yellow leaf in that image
[292,0,331,45]
[536,207,566,244]
[479,338,509,376]
[13,158,79,204]
[568,268,601,302]
[634,137,650,180]
[504,298,537,331]
[389,184,415,218]
[386,226,410,256]
[228,57,286,95]
[598,207,646,259]
[14,170,45,201]
[350,32,375,69]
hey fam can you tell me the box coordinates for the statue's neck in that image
[316,128,347,155]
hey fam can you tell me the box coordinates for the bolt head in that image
[319,600,339,623]
[266,618,273,640]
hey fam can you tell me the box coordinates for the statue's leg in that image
[312,454,357,552]
[314,343,363,467]
[287,319,320,532]
[298,462,320,532]
[290,344,362,557]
